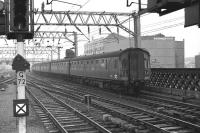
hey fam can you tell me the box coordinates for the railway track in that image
[0,76,15,91]
[29,74,200,125]
[135,92,200,124]
[27,81,128,133]
[0,77,15,84]
[27,75,200,133]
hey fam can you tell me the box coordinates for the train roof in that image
[36,48,149,64]
[72,48,150,61]
[120,48,150,56]
[71,50,122,61]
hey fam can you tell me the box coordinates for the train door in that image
[83,60,86,77]
[119,53,128,81]
[130,51,144,80]
[68,60,71,76]
[120,52,137,81]
[144,53,151,80]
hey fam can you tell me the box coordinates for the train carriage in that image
[32,48,151,95]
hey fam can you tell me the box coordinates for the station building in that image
[195,54,200,68]
[84,33,184,68]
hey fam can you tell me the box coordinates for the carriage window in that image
[105,59,107,69]
[114,59,118,69]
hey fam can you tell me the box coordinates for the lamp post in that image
[46,45,53,61]
[57,46,62,60]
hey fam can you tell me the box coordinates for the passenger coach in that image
[32,48,151,95]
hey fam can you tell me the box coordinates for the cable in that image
[142,16,184,28]
[78,0,91,11]
[47,0,82,7]
[127,0,147,6]
[89,16,184,36]
[142,22,184,35]
[42,0,92,45]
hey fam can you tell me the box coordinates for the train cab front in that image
[119,48,151,96]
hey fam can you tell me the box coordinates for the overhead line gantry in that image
[34,10,136,37]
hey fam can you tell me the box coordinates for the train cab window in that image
[96,60,99,64]
[144,59,148,68]
[144,54,150,69]
[102,59,104,63]
[91,60,93,64]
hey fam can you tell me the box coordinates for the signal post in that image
[5,0,34,133]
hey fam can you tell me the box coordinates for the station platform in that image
[0,83,48,133]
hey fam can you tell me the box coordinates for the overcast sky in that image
[33,0,200,58]
[2,0,199,58]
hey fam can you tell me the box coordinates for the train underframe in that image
[33,71,144,95]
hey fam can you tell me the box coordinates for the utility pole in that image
[46,46,53,61]
[73,32,78,56]
[133,0,142,48]
[134,14,141,48]
[50,47,53,61]
[57,46,62,60]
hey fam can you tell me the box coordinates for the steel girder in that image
[0,11,135,39]
[0,46,58,57]
[34,11,136,37]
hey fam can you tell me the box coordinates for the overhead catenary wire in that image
[40,1,185,47]
[89,16,184,38]
[142,22,184,35]
[41,0,92,46]
[142,16,184,28]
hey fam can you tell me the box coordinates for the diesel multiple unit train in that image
[32,48,151,95]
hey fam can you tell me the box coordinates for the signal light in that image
[10,0,29,31]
